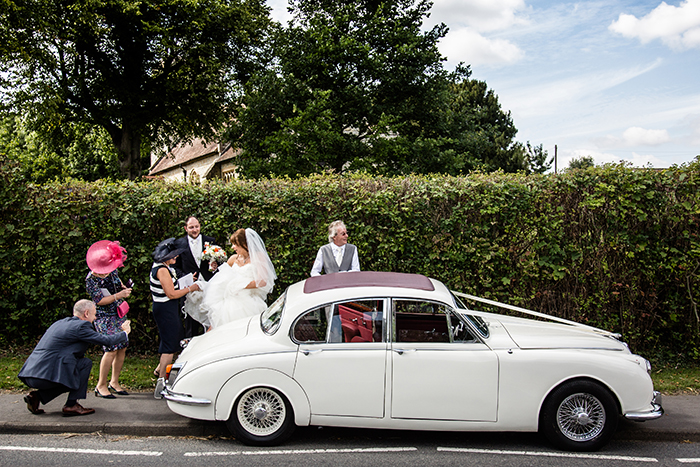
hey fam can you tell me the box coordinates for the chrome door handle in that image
[393,348,416,355]
[301,349,323,356]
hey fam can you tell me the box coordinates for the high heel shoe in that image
[108,384,129,396]
[94,388,116,399]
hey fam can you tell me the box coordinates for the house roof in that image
[149,140,237,176]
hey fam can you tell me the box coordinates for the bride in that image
[185,228,276,329]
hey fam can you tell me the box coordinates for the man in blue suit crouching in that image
[19,299,131,416]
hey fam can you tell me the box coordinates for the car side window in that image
[293,305,331,343]
[393,299,476,343]
[334,300,384,343]
[293,300,384,344]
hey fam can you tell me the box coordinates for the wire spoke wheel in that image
[541,380,618,451]
[237,387,287,437]
[556,392,606,442]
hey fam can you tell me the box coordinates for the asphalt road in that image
[0,431,698,467]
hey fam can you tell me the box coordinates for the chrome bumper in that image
[162,386,212,406]
[624,391,664,421]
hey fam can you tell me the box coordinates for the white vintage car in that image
[163,271,662,451]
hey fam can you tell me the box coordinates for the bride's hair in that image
[230,229,247,251]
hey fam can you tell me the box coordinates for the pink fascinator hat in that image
[86,240,127,274]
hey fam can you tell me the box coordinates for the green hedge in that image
[1,156,699,363]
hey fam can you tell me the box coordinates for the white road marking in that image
[185,447,418,457]
[438,447,658,462]
[0,446,162,456]
[678,460,700,464]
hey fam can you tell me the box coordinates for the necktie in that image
[191,239,201,264]
[335,247,343,266]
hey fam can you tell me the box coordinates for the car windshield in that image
[261,291,286,335]
[451,291,469,309]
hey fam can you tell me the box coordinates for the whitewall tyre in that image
[227,387,295,446]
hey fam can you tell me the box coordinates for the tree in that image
[432,67,526,174]
[568,155,595,170]
[230,0,527,177]
[0,0,270,179]
[523,141,552,174]
[0,114,122,182]
[0,115,66,183]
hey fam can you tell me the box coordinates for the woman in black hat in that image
[150,238,200,399]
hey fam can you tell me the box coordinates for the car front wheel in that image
[227,386,295,446]
[540,380,619,451]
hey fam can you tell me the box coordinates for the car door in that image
[390,299,499,422]
[292,299,387,418]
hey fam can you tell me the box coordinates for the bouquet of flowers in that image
[202,242,228,271]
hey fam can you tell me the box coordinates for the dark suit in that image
[174,234,215,337]
[19,316,127,404]
[174,234,216,282]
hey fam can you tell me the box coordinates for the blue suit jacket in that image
[19,316,127,390]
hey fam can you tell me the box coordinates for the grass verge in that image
[1,350,160,393]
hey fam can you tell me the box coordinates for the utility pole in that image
[554,145,558,174]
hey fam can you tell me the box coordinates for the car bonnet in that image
[496,317,628,351]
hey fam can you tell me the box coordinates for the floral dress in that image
[86,270,128,352]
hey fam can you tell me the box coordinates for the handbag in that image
[117,300,129,318]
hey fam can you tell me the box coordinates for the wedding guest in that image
[174,216,216,338]
[85,240,132,399]
[150,238,200,399]
[19,299,130,416]
[310,220,361,276]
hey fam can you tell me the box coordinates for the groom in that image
[175,216,216,337]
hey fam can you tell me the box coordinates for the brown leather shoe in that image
[62,403,95,417]
[24,391,44,415]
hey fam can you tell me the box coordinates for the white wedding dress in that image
[185,262,271,329]
[183,228,276,330]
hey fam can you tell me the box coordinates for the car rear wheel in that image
[540,380,618,451]
[227,387,295,446]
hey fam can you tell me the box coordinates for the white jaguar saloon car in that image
[163,271,663,451]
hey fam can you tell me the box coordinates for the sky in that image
[265,0,700,170]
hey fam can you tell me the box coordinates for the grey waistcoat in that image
[320,243,356,274]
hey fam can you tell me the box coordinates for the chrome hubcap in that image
[556,392,606,442]
[254,405,268,420]
[237,388,286,436]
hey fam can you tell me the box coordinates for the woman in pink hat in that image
[85,240,133,399]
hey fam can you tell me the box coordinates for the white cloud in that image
[622,127,671,145]
[428,0,528,33]
[439,28,523,66]
[609,0,700,50]
[594,127,670,148]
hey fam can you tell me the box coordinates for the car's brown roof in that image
[303,271,435,294]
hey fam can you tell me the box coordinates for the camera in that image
[125,278,134,288]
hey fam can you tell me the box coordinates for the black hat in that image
[153,238,187,263]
